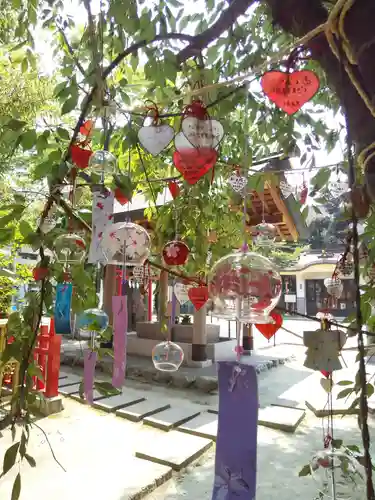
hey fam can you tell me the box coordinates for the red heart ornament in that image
[168,181,180,199]
[261,70,320,115]
[114,187,129,205]
[188,286,208,311]
[70,144,93,169]
[173,148,217,185]
[321,370,331,378]
[79,120,94,136]
[255,312,283,340]
[33,267,48,281]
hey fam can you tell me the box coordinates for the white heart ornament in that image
[279,181,293,198]
[175,131,219,153]
[174,283,191,304]
[228,173,247,193]
[181,117,224,149]
[138,124,174,156]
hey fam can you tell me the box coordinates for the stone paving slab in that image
[176,412,218,441]
[93,391,146,412]
[258,405,305,433]
[135,430,213,471]
[71,390,107,402]
[143,407,201,431]
[271,398,306,410]
[58,374,81,387]
[117,400,171,422]
[59,383,81,396]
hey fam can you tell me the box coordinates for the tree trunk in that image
[264,0,375,196]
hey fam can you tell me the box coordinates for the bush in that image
[0,276,13,316]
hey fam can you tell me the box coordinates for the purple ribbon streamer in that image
[112,296,128,388]
[84,350,97,405]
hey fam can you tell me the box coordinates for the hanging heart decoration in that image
[228,172,247,194]
[188,286,209,311]
[174,283,192,304]
[138,124,175,156]
[173,149,217,185]
[279,181,294,198]
[261,70,320,115]
[321,370,331,379]
[33,267,49,281]
[79,120,94,137]
[114,187,128,205]
[70,144,93,169]
[181,100,224,150]
[168,181,180,199]
[300,183,308,204]
[163,240,190,266]
[255,311,283,340]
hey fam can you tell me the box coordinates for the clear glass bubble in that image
[253,222,277,247]
[54,234,86,265]
[152,341,184,372]
[77,308,109,337]
[88,150,117,173]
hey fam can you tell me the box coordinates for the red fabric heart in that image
[70,144,93,169]
[168,181,180,199]
[79,120,94,136]
[114,187,129,205]
[255,312,283,340]
[173,148,217,185]
[188,286,209,311]
[33,267,48,281]
[261,70,320,115]
[321,370,331,378]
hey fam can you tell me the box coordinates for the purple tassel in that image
[112,296,127,388]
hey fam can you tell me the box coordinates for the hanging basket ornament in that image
[138,103,175,156]
[261,70,320,115]
[162,240,190,266]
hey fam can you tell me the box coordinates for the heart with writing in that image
[255,312,283,340]
[173,149,217,185]
[188,286,209,311]
[279,181,293,198]
[261,70,320,115]
[138,124,175,156]
[228,173,247,194]
[174,283,192,304]
[181,117,224,149]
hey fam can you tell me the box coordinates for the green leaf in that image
[24,454,36,468]
[361,301,371,323]
[11,473,21,500]
[298,464,311,477]
[21,130,37,150]
[3,442,20,476]
[19,431,27,457]
[56,127,71,140]
[6,119,27,131]
[27,363,44,381]
[332,438,343,448]
[311,167,331,190]
[337,388,354,399]
[19,220,33,239]
[94,381,121,397]
[366,383,374,398]
[337,380,353,386]
[130,53,138,72]
[61,95,78,115]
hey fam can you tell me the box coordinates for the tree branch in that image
[57,26,87,78]
[176,0,257,65]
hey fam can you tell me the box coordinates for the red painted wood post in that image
[37,324,49,391]
[45,334,61,398]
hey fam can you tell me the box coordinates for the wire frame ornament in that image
[228,170,247,196]
[252,222,277,247]
[54,234,87,266]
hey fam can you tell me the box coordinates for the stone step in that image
[135,430,213,471]
[93,391,146,412]
[176,412,218,441]
[258,405,305,433]
[59,383,81,396]
[143,407,201,431]
[71,390,107,403]
[58,375,81,388]
[116,400,171,422]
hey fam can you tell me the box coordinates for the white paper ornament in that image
[174,283,191,304]
[303,329,347,372]
[181,117,224,149]
[228,173,247,194]
[138,124,175,156]
[279,181,293,198]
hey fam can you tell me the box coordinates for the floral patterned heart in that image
[163,240,190,266]
[228,173,247,193]
[261,70,320,115]
[181,117,224,149]
[173,149,217,185]
[138,124,175,156]
[188,286,209,311]
[255,312,283,340]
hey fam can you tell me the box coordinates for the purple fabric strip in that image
[212,362,258,500]
[112,296,128,388]
[83,350,97,405]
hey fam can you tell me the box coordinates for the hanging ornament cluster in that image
[209,250,282,324]
[100,222,151,266]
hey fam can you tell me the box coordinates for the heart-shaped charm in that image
[163,240,190,266]
[174,283,191,304]
[255,312,283,340]
[168,181,180,199]
[279,181,293,198]
[188,286,209,311]
[173,149,217,185]
[261,70,320,115]
[138,124,175,156]
[321,370,331,379]
[228,173,247,193]
[114,187,128,205]
[181,117,224,149]
[70,144,93,169]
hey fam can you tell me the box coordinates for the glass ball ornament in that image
[100,222,151,266]
[310,449,365,499]
[209,250,282,324]
[324,277,343,298]
[88,150,117,173]
[253,222,277,247]
[152,341,184,372]
[77,308,109,337]
[54,234,86,265]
